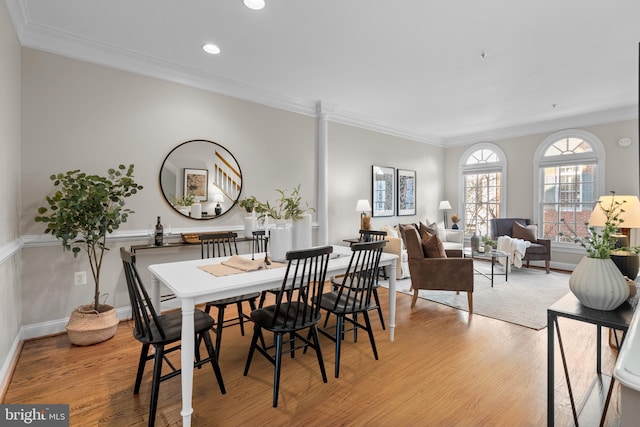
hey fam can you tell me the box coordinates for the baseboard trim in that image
[0,332,23,401]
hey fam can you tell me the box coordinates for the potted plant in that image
[562,191,632,311]
[171,194,195,216]
[482,235,496,252]
[35,164,143,345]
[253,185,316,259]
[239,195,260,238]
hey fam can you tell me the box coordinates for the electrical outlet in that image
[74,271,87,286]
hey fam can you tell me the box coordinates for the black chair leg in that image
[200,331,226,394]
[215,305,225,358]
[149,344,164,427]
[236,301,246,336]
[372,287,386,330]
[243,324,260,376]
[362,311,379,360]
[273,333,284,408]
[134,343,150,394]
[335,315,344,378]
[309,326,328,383]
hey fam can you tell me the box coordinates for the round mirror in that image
[159,140,242,219]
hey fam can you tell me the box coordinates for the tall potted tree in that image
[35,164,143,345]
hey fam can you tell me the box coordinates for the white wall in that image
[0,0,22,393]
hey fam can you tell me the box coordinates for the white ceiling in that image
[6,0,640,146]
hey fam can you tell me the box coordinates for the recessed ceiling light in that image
[243,0,265,10]
[202,44,221,55]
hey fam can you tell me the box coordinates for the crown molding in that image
[7,0,638,149]
[442,105,638,147]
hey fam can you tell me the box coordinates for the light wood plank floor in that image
[3,285,622,426]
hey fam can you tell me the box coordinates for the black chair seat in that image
[134,309,215,345]
[319,292,368,315]
[251,302,322,332]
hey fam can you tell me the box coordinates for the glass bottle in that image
[154,216,163,246]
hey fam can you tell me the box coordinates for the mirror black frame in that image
[159,139,243,220]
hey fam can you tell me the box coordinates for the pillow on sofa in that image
[382,224,399,239]
[421,232,447,258]
[512,221,537,242]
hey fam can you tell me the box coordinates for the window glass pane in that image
[544,138,594,157]
[464,171,501,236]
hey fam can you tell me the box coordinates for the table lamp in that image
[439,200,452,229]
[356,199,372,230]
[213,193,224,216]
[588,194,640,279]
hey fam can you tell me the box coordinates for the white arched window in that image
[459,143,506,236]
[534,129,605,244]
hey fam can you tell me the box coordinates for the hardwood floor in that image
[3,286,623,426]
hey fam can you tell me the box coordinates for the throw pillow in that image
[421,232,447,258]
[512,221,537,242]
[382,224,399,239]
[420,221,438,238]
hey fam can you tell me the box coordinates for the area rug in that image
[382,262,571,330]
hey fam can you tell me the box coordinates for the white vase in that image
[569,257,630,311]
[243,216,255,238]
[292,213,312,250]
[269,222,292,262]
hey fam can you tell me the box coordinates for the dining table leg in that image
[388,263,396,341]
[180,297,196,426]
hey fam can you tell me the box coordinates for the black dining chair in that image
[357,229,387,329]
[243,245,333,407]
[199,232,261,358]
[251,229,268,261]
[120,248,225,427]
[316,240,386,378]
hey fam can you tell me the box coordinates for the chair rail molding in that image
[0,239,22,265]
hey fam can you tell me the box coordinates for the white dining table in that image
[148,244,397,426]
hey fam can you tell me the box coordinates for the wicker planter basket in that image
[65,304,118,346]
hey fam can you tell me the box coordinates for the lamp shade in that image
[213,193,224,203]
[356,199,372,212]
[439,200,452,210]
[588,195,640,228]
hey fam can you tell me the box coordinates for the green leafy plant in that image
[171,194,195,206]
[238,195,259,213]
[35,164,143,312]
[252,185,316,221]
[560,191,631,259]
[482,235,497,248]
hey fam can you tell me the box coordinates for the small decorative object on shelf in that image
[155,216,163,246]
[451,213,460,230]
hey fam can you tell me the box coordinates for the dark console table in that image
[547,292,636,426]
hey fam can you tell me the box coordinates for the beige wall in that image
[19,48,446,326]
[0,0,22,385]
[327,122,445,244]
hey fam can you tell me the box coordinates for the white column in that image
[316,101,334,246]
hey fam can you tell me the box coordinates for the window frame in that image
[458,142,507,236]
[533,129,605,250]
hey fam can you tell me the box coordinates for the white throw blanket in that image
[496,235,531,272]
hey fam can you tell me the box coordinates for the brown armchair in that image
[403,227,474,313]
[489,218,551,273]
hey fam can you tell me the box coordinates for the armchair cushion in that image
[421,232,447,258]
[512,221,537,242]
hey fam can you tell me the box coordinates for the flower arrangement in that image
[561,191,634,259]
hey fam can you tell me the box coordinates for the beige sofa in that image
[381,222,465,280]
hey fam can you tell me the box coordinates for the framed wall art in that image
[397,169,416,216]
[184,168,208,202]
[372,165,395,217]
